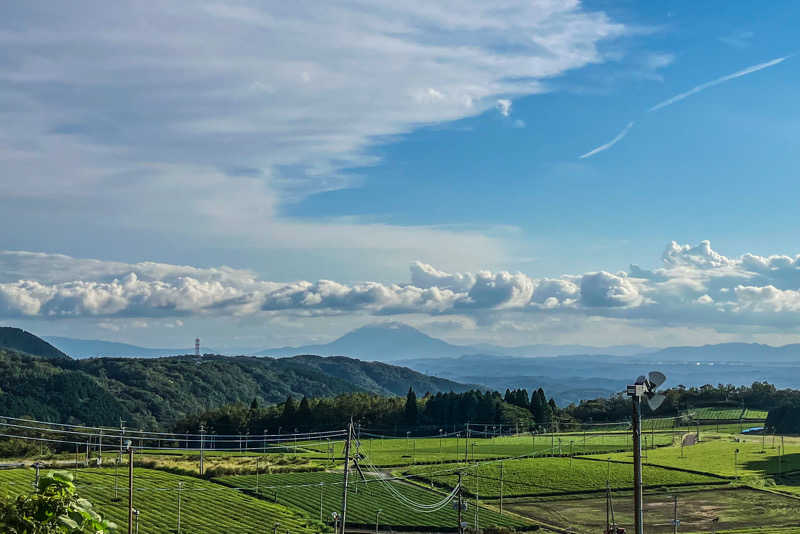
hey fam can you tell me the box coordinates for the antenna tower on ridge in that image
[195,338,200,357]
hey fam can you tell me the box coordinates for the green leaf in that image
[58,514,80,529]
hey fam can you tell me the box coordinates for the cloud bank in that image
[5,242,800,333]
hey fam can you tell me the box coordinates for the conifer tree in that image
[405,387,418,425]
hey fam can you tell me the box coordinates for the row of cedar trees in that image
[176,388,559,437]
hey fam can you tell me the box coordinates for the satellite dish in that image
[648,371,666,388]
[644,371,667,411]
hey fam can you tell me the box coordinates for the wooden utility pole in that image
[127,442,134,534]
[340,420,353,534]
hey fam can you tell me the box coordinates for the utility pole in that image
[177,481,183,534]
[457,472,464,534]
[33,462,43,491]
[127,441,134,534]
[319,482,324,522]
[199,425,205,477]
[256,457,260,494]
[114,457,120,500]
[630,391,644,534]
[375,509,381,534]
[474,466,479,532]
[499,461,503,514]
[672,494,679,534]
[340,420,353,534]
[119,419,126,455]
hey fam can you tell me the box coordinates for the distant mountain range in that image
[7,323,800,408]
[256,322,653,360]
[34,322,652,360]
[19,323,800,365]
[44,336,203,358]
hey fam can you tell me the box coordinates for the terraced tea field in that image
[0,467,320,533]
[589,434,800,478]
[216,470,533,530]
[506,487,800,534]
[297,432,675,466]
[404,456,725,498]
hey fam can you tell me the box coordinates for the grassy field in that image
[743,408,769,419]
[296,432,676,466]
[215,470,534,531]
[587,434,800,479]
[506,487,800,534]
[0,467,321,533]
[404,456,725,498]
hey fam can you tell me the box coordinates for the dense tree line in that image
[175,388,544,437]
[565,382,792,424]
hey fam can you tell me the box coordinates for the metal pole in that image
[474,465,479,531]
[114,457,119,500]
[457,472,463,534]
[673,494,679,534]
[499,461,503,514]
[319,482,324,522]
[375,509,381,534]
[256,457,260,494]
[199,425,205,476]
[177,482,183,534]
[632,395,644,534]
[128,442,134,534]
[340,420,353,534]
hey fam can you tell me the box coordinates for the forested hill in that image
[0,348,471,430]
[282,354,474,396]
[0,327,68,359]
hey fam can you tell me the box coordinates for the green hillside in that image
[0,338,471,431]
[281,354,474,396]
[0,326,68,359]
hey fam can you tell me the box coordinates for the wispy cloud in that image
[649,56,788,112]
[579,121,635,159]
[579,55,790,158]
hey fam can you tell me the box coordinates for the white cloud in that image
[0,1,626,275]
[496,99,512,117]
[580,271,644,308]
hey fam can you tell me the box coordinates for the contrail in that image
[649,56,788,112]
[579,121,635,159]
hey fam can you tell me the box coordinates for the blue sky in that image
[2,1,800,349]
